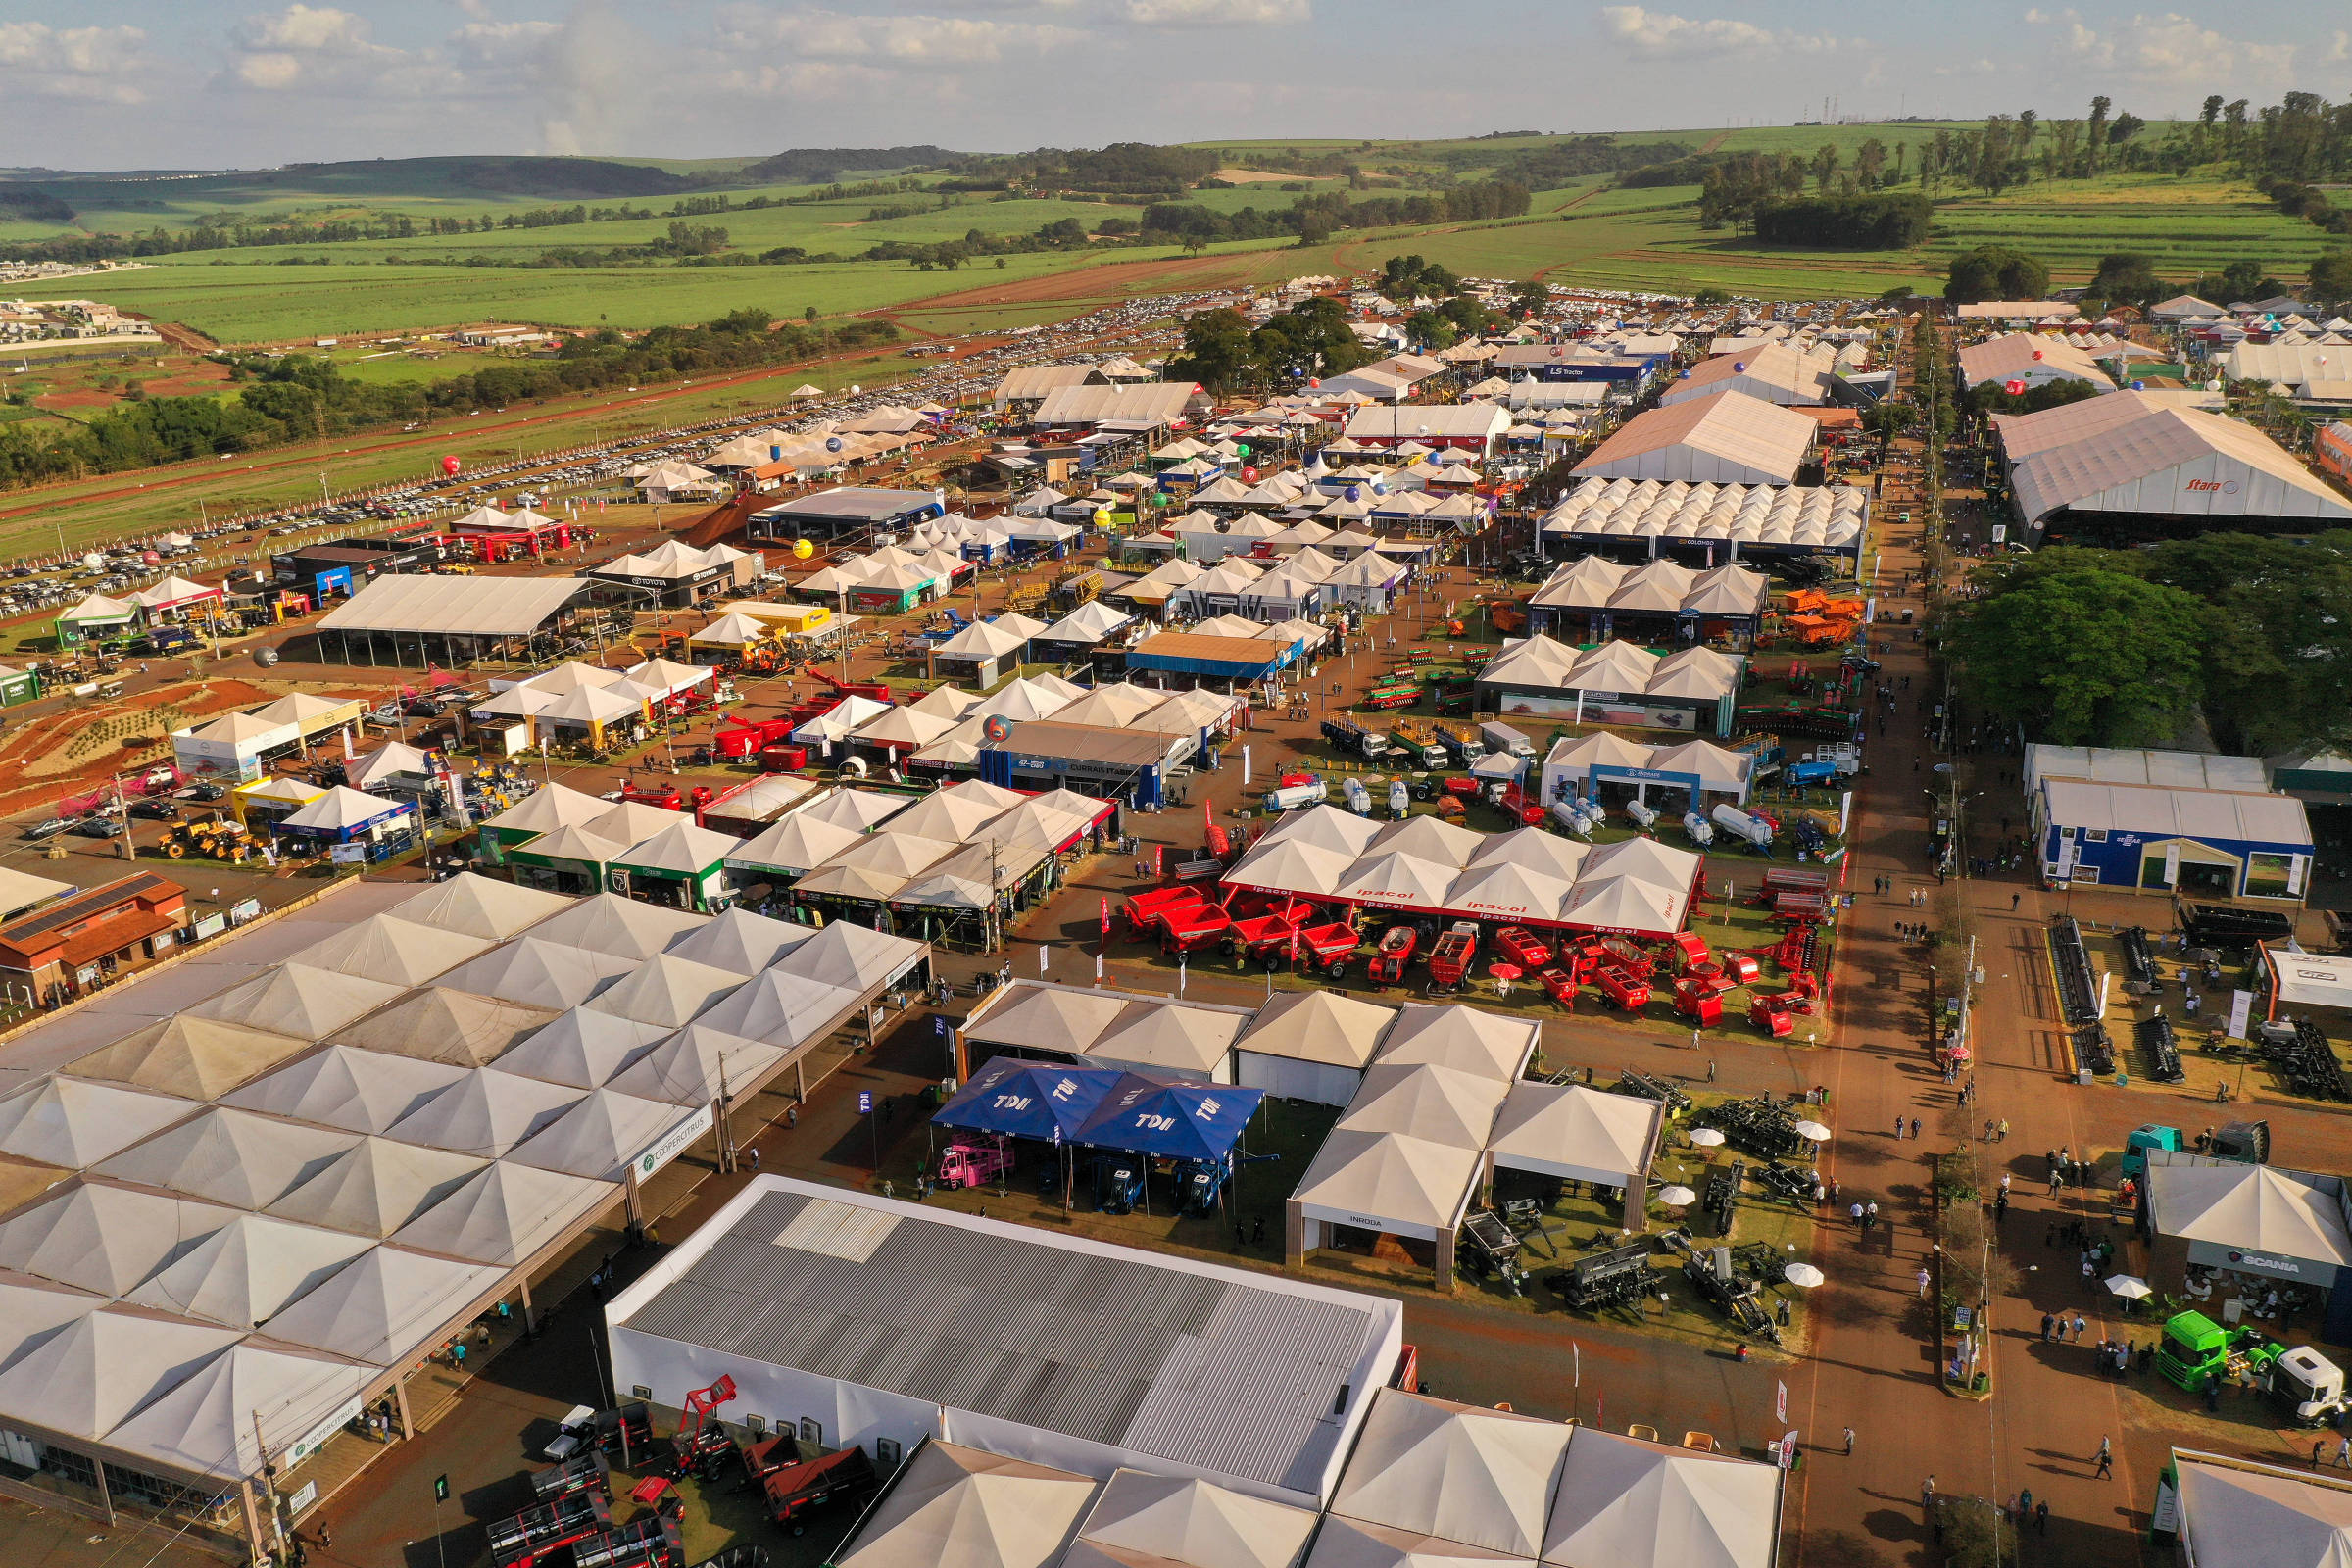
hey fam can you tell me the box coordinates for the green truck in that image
[2120,1121,2270,1180]
[2154,1309,2278,1392]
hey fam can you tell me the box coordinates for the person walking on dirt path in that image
[2096,1437,2114,1478]
[1917,1266,1931,1298]
[1843,1426,1854,1455]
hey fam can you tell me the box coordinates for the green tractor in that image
[2154,1309,2279,1392]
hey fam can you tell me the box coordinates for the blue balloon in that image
[2131,380,2145,391]
[1370,481,1388,496]
[1678,369,1690,379]
[825,436,844,453]
[1734,361,1747,372]
[1344,485,1361,502]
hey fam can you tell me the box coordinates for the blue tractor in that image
[1092,1153,1147,1214]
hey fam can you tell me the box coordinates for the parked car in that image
[22,818,69,841]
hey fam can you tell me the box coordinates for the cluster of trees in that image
[739,147,956,184]
[0,311,895,491]
[1488,137,1692,189]
[1167,296,1376,392]
[1695,147,1905,231]
[1749,193,1933,249]
[1134,182,1529,249]
[1960,377,2103,417]
[967,143,1221,196]
[1943,245,2050,303]
[1947,534,2352,753]
[1948,242,2351,309]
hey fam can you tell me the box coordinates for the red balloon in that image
[1308,378,1321,389]
[441,456,462,476]
[1243,466,1259,481]
[2004,379,2027,395]
[2031,349,2044,361]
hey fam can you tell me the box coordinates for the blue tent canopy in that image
[932,1059,1118,1144]
[1077,1076,1264,1162]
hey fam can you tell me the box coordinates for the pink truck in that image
[936,1143,1013,1189]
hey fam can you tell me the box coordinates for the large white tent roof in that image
[389,1161,618,1268]
[1487,1083,1659,1189]
[386,871,571,938]
[1074,1468,1319,1568]
[2174,1454,2352,1568]
[189,964,407,1042]
[0,1077,198,1168]
[330,987,559,1068]
[1332,1390,1570,1558]
[0,1183,238,1297]
[289,914,493,988]
[67,1015,314,1102]
[526,892,708,960]
[221,1046,468,1135]
[122,1212,371,1327]
[103,1338,377,1482]
[495,1007,672,1089]
[1292,1131,1481,1238]
[0,1306,241,1441]
[93,1106,356,1210]
[835,1439,1100,1568]
[2147,1163,2352,1266]
[510,1088,701,1181]
[585,953,745,1029]
[1543,1427,1780,1568]
[1304,1517,1533,1568]
[436,935,640,1012]
[264,1137,488,1238]
[384,1068,583,1158]
[260,1245,504,1367]
[608,1024,786,1106]
[1233,992,1398,1070]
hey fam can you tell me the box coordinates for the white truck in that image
[1262,780,1326,812]
[1481,721,1537,760]
[1710,803,1776,848]
[1683,810,1715,847]
[1344,777,1372,815]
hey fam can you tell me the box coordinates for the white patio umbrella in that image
[1784,1262,1826,1289]
[1657,1185,1697,1207]
[1688,1127,1727,1147]
[1795,1120,1833,1142]
[2106,1274,2153,1299]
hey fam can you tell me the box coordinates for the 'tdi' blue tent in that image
[932,1058,1118,1144]
[1077,1076,1264,1162]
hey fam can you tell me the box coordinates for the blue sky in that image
[1,1,2342,169]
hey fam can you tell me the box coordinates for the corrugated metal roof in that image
[619,1188,1385,1486]
[2041,778,2312,848]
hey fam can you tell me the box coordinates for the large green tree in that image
[1947,567,2207,745]
[2313,250,2352,304]
[1166,307,1256,392]
[1944,245,2048,302]
[2141,534,2352,754]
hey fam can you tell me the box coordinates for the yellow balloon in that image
[793,538,814,560]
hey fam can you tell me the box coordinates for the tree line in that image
[0,311,896,492]
[1948,535,2352,754]
[1136,182,1530,249]
[1941,240,2350,308]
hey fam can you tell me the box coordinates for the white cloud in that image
[1121,0,1309,24]
[2026,9,2296,87]
[1598,6,1838,59]
[0,22,151,103]
[226,4,401,90]
[725,7,1084,63]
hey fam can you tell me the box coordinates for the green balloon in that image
[1151,492,1168,506]
[1236,444,1250,458]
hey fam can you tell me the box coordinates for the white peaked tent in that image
[783,921,926,993]
[66,1016,315,1102]
[1375,1006,1539,1082]
[388,871,571,940]
[277,785,409,835]
[436,936,640,1012]
[1233,992,1398,1105]
[1304,1517,1534,1568]
[726,812,865,879]
[1337,1065,1510,1152]
[383,1068,583,1157]
[800,788,912,832]
[510,1088,701,1181]
[346,742,438,792]
[0,1076,197,1168]
[496,1008,673,1090]
[890,786,1020,845]
[261,1245,504,1366]
[102,1339,376,1481]
[0,1184,238,1296]
[663,906,816,977]
[264,1137,488,1238]
[290,914,494,989]
[2174,1453,2352,1568]
[2148,1164,2352,1268]
[0,1307,242,1441]
[1543,1427,1780,1568]
[835,1440,1099,1568]
[221,1046,467,1135]
[1332,1390,1570,1558]
[189,964,407,1042]
[525,892,708,961]
[1073,1468,1319,1568]
[585,954,745,1030]
[1292,1131,1480,1241]
[331,988,560,1068]
[390,1161,618,1268]
[477,784,613,843]
[123,1213,371,1327]
[0,1274,100,1375]
[93,1106,357,1209]
[609,1024,784,1106]
[691,969,866,1051]
[1486,1083,1660,1193]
